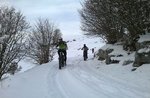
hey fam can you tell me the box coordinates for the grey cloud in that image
[6,0,82,35]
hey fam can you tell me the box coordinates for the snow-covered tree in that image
[27,19,61,64]
[0,7,29,79]
[79,0,123,44]
[114,0,150,37]
[79,0,150,45]
[112,0,150,50]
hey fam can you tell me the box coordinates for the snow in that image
[138,47,150,53]
[138,33,150,43]
[0,0,10,6]
[137,33,150,53]
[0,34,150,98]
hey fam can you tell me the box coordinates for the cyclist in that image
[56,38,68,65]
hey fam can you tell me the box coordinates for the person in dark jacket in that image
[81,44,89,60]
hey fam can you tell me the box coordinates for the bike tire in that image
[59,52,65,69]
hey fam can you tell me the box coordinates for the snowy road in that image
[1,56,150,98]
[45,56,150,98]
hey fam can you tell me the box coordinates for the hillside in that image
[0,34,150,98]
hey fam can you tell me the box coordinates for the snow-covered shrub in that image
[0,7,29,79]
[27,19,61,64]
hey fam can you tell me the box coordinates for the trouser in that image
[83,51,88,58]
[58,49,67,62]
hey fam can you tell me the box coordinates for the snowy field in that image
[0,34,150,98]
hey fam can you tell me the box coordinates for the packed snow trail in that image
[0,56,150,98]
[47,57,149,98]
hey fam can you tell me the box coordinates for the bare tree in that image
[27,18,61,64]
[112,0,150,50]
[79,0,123,44]
[0,7,29,79]
[53,29,62,45]
[79,0,150,44]
[114,0,150,37]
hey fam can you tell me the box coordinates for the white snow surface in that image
[0,34,150,98]
[138,33,150,43]
[138,47,150,53]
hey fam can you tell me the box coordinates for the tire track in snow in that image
[46,58,150,98]
[73,60,150,98]
[55,68,102,98]
[67,62,117,98]
[46,63,68,98]
[47,58,102,97]
[84,61,150,98]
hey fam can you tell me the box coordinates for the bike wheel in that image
[59,58,62,69]
[59,52,65,69]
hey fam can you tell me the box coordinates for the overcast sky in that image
[0,0,83,36]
